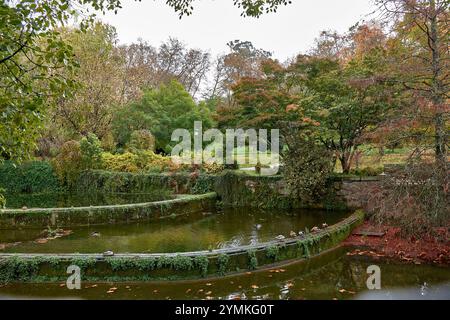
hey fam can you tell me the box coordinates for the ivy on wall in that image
[0,161,61,194]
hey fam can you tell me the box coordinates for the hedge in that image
[0,161,61,194]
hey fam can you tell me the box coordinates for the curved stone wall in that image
[0,210,364,283]
[0,193,217,229]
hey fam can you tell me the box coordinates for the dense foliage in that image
[52,140,83,187]
[0,0,127,162]
[283,138,334,204]
[113,80,213,153]
[0,161,60,194]
[0,0,447,239]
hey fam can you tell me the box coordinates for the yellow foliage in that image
[52,140,83,186]
[101,152,139,172]
[202,162,225,174]
[101,151,172,173]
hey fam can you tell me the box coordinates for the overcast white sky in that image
[100,0,376,61]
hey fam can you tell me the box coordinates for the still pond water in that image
[0,248,448,300]
[1,208,348,253]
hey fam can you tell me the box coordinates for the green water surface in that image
[0,248,448,300]
[1,208,348,253]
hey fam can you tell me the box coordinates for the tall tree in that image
[49,23,125,141]
[375,0,448,165]
[0,0,125,162]
[112,80,213,153]
[298,24,398,172]
[219,24,397,173]
[205,40,272,107]
[120,38,210,100]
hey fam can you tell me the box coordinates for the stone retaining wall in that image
[0,210,364,283]
[0,193,217,229]
[76,170,381,209]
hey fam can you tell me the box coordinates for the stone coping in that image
[0,192,217,229]
[0,210,364,282]
[0,210,364,261]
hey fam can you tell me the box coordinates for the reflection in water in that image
[0,248,448,300]
[356,285,450,300]
[1,208,348,253]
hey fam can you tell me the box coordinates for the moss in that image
[106,257,138,271]
[0,161,62,194]
[135,258,158,271]
[70,257,96,271]
[302,241,311,258]
[217,254,230,276]
[0,211,365,283]
[190,175,216,194]
[247,250,258,270]
[0,192,217,229]
[171,255,194,271]
[266,245,280,262]
[193,256,209,277]
[0,257,41,283]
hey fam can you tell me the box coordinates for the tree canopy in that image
[0,0,124,161]
[112,80,214,153]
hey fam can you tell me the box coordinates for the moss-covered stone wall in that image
[76,170,381,209]
[0,210,364,283]
[0,193,217,229]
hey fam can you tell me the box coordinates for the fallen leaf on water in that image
[185,289,192,293]
[59,283,65,287]
[91,284,98,288]
[198,289,204,293]
[106,290,115,294]
[205,283,212,286]
[205,291,212,295]
[251,285,259,289]
[338,289,347,293]
[279,269,286,273]
[153,290,158,293]
[246,272,252,275]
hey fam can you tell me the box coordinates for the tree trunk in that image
[340,151,353,174]
[429,0,447,165]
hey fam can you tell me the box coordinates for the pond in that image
[3,191,172,209]
[0,208,348,253]
[0,248,448,300]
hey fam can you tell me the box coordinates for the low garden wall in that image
[76,170,381,209]
[0,210,365,283]
[0,161,381,211]
[0,193,217,229]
